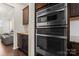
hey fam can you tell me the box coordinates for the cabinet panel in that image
[35,3,47,11]
[75,4,79,16]
[70,3,79,17]
[68,4,71,17]
[70,3,77,17]
[23,6,29,25]
[17,33,28,54]
[18,34,22,49]
[22,35,28,52]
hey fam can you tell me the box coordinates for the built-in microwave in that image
[37,10,66,27]
[36,3,67,27]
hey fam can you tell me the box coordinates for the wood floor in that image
[0,40,27,56]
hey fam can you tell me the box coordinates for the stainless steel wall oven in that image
[35,3,68,56]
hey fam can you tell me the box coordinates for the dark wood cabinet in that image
[23,6,29,25]
[35,3,60,12]
[68,4,71,17]
[68,3,79,17]
[69,42,79,55]
[22,35,28,52]
[17,33,28,55]
[70,3,77,17]
[35,3,47,11]
[18,35,22,49]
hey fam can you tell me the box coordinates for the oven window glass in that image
[37,36,66,56]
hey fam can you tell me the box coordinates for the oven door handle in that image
[36,25,67,28]
[37,8,65,17]
[36,34,67,39]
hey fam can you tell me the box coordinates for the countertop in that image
[17,32,28,35]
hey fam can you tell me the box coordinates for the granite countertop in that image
[17,32,28,35]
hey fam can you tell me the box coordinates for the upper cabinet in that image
[68,3,79,17]
[67,4,71,17]
[35,3,47,11]
[23,6,29,25]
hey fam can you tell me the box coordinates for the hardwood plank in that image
[0,39,27,56]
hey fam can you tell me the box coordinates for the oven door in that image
[36,25,67,36]
[36,36,67,56]
[36,25,67,56]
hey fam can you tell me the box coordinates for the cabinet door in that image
[22,35,28,53]
[23,6,29,25]
[35,3,47,11]
[18,34,22,49]
[68,4,71,17]
[70,3,76,17]
[70,3,79,17]
[75,4,79,16]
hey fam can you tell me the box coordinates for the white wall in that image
[0,4,14,34]
[8,4,29,49]
[0,19,14,34]
[28,3,35,56]
[0,20,3,34]
[1,20,13,34]
[2,20,10,33]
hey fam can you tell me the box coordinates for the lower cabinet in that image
[17,33,28,55]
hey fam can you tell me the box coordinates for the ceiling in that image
[7,3,28,9]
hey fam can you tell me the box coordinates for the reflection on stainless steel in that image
[36,47,55,56]
[37,3,66,17]
[36,34,67,39]
[37,8,65,17]
[36,20,67,26]
[36,25,67,28]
